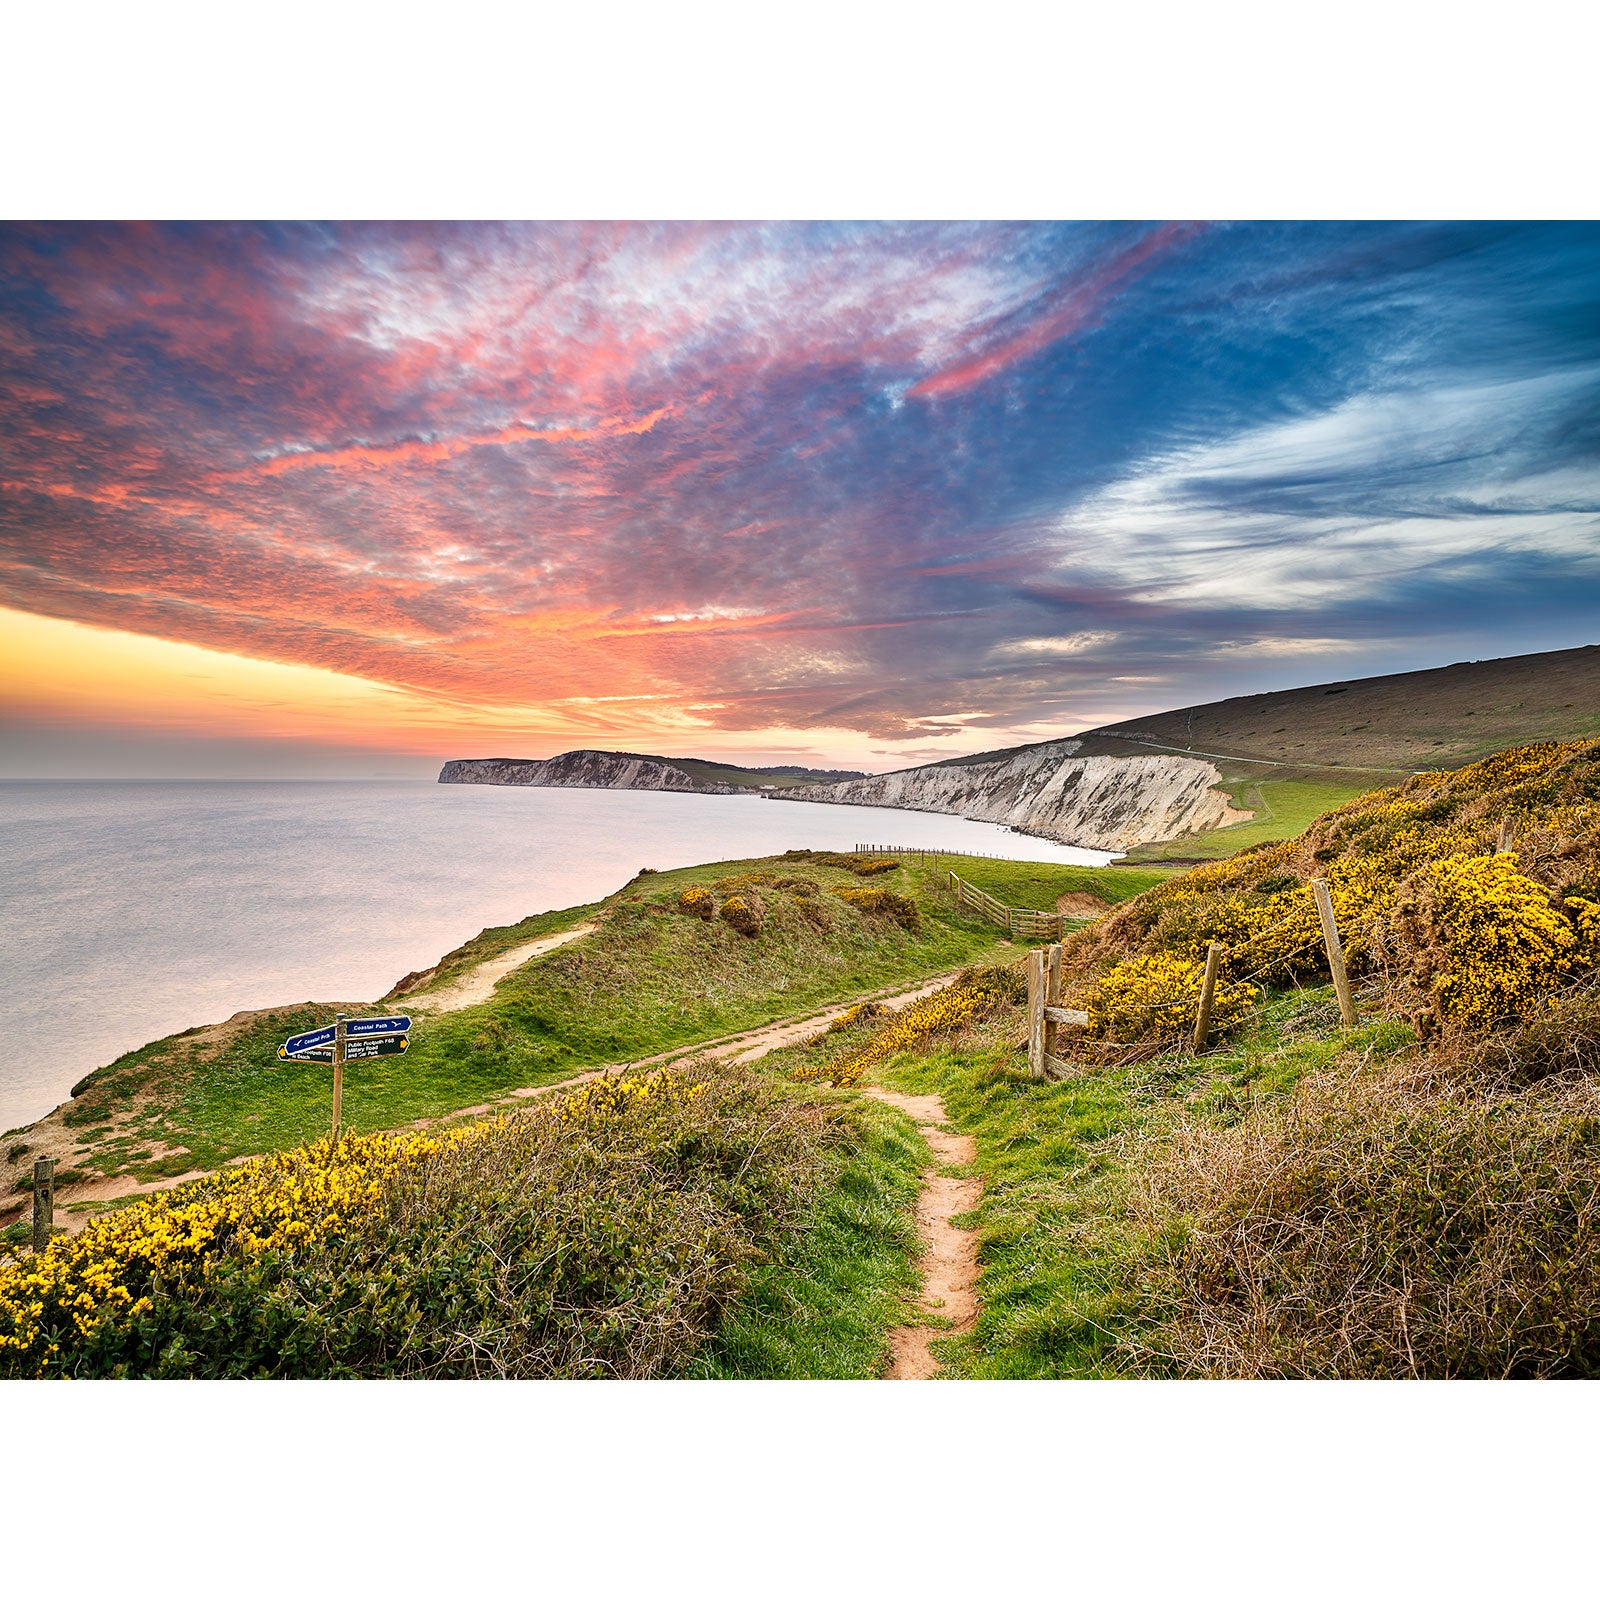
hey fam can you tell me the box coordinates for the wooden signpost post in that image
[332,1013,346,1140]
[278,1013,412,1141]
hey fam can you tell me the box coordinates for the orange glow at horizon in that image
[2,607,1082,770]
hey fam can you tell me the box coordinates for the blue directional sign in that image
[278,1015,412,1061]
[280,1023,336,1058]
[344,1015,411,1040]
[284,1036,410,1065]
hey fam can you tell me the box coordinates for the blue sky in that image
[2,220,1597,773]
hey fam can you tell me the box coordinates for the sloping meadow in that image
[29,853,1003,1184]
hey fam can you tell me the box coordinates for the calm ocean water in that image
[0,779,1111,1130]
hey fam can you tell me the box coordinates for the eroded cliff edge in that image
[767,739,1249,850]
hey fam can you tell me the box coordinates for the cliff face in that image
[769,739,1246,850]
[439,752,750,795]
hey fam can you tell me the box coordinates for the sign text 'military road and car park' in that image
[281,1034,409,1064]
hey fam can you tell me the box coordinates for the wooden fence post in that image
[1496,816,1516,852]
[1027,947,1046,1079]
[1311,878,1358,1027]
[32,1156,55,1254]
[1192,942,1223,1051]
[1043,943,1064,1070]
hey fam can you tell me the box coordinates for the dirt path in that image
[403,923,597,1012]
[863,1086,982,1380]
[43,970,963,1233]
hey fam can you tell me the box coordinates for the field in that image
[1121,775,1369,861]
[942,856,1176,905]
[1070,642,1600,772]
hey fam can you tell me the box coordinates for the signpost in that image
[277,1014,413,1141]
[278,1035,409,1065]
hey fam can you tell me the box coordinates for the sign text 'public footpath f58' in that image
[277,1013,414,1140]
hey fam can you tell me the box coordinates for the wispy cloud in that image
[2,221,1598,771]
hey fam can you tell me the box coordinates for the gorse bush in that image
[1081,952,1259,1043]
[1065,740,1600,1041]
[1381,852,1584,1032]
[0,1066,839,1379]
[718,894,763,937]
[677,886,714,920]
[793,965,1022,1088]
[833,887,920,932]
[779,849,900,877]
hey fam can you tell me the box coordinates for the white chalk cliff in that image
[769,738,1245,850]
[439,752,748,795]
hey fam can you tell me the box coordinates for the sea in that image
[0,779,1113,1131]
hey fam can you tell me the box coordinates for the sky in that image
[2,220,1598,778]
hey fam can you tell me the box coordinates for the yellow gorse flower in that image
[0,1068,693,1377]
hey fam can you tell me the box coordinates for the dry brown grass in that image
[1117,1010,1600,1378]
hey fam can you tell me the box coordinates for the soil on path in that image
[402,923,597,1013]
[863,1086,981,1380]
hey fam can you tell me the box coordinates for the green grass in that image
[404,901,603,991]
[61,852,1020,1180]
[1122,778,1372,861]
[692,1097,926,1378]
[846,986,1416,1377]
[942,856,1176,908]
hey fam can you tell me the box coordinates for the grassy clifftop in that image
[3,849,1135,1204]
[1070,642,1600,773]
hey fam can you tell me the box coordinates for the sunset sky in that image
[3,220,1598,777]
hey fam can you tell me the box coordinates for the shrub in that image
[1061,739,1600,1034]
[832,887,919,932]
[793,965,1022,1088]
[0,1066,838,1379]
[718,895,763,937]
[677,886,714,920]
[1077,952,1258,1044]
[1121,1056,1600,1378]
[806,1000,887,1044]
[1382,852,1580,1033]
[779,850,899,877]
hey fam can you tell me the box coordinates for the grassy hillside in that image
[1070,643,1600,772]
[843,645,1600,862]
[1120,775,1369,862]
[768,738,1600,1377]
[666,756,867,789]
[3,850,1145,1207]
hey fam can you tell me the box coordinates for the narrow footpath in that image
[863,1087,982,1379]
